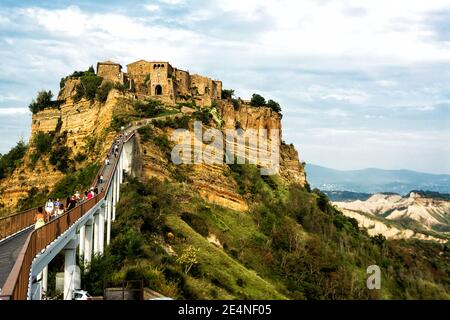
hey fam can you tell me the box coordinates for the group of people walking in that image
[33,128,133,230]
[35,127,135,229]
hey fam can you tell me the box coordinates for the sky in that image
[0,0,449,174]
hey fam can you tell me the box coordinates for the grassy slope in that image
[80,108,450,300]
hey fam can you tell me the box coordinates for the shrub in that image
[81,251,121,296]
[193,109,212,124]
[49,145,72,173]
[0,140,28,180]
[111,115,128,132]
[181,213,209,237]
[221,89,234,100]
[176,246,200,274]
[17,186,49,211]
[137,126,154,142]
[29,90,54,114]
[267,99,281,113]
[74,152,87,162]
[50,163,100,199]
[250,93,266,107]
[96,81,114,103]
[110,229,146,261]
[75,75,103,101]
[231,98,240,111]
[33,131,53,155]
[153,116,190,130]
[134,99,165,117]
[114,81,129,93]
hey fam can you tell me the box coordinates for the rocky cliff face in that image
[136,100,307,212]
[0,80,308,213]
[0,80,121,209]
[218,101,307,187]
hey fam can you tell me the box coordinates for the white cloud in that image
[158,0,185,5]
[0,108,30,115]
[144,4,160,12]
[416,105,435,111]
[0,94,21,102]
[1,2,450,172]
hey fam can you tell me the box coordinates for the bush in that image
[181,213,209,237]
[17,186,49,211]
[0,140,28,180]
[81,251,121,296]
[221,89,234,100]
[50,163,100,199]
[74,75,103,101]
[74,152,87,162]
[267,99,281,113]
[49,145,72,173]
[111,115,128,132]
[110,229,147,261]
[28,90,54,114]
[250,93,266,107]
[96,81,114,103]
[249,94,282,113]
[134,99,165,117]
[193,109,212,124]
[153,116,190,130]
[138,126,155,142]
[231,98,240,111]
[33,131,53,155]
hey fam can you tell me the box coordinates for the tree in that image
[250,93,266,107]
[267,99,281,113]
[33,131,53,155]
[221,89,235,100]
[0,140,28,179]
[176,246,200,274]
[28,90,54,114]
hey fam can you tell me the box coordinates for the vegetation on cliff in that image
[0,140,28,180]
[80,119,450,299]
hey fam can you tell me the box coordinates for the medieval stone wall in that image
[97,62,122,83]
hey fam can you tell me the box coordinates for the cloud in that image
[0,108,30,115]
[0,1,449,173]
[0,94,21,102]
[144,4,160,12]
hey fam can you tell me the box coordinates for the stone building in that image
[96,61,124,83]
[96,59,222,107]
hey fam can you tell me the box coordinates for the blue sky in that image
[0,0,449,174]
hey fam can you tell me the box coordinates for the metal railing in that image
[0,131,135,300]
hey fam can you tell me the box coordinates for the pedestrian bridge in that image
[0,129,136,300]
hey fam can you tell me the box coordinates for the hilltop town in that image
[97,60,222,107]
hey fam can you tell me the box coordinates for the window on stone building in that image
[155,85,163,95]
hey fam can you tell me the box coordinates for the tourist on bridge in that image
[34,207,45,229]
[67,196,77,211]
[55,203,65,217]
[54,198,60,209]
[45,198,54,219]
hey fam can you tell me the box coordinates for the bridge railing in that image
[1,192,105,300]
[0,131,134,300]
[0,208,37,240]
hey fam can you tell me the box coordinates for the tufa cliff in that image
[0,61,307,214]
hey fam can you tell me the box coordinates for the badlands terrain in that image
[333,192,450,243]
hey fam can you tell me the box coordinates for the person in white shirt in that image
[45,198,54,219]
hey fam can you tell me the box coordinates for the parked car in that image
[73,289,93,300]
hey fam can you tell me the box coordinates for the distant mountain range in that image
[306,164,450,195]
